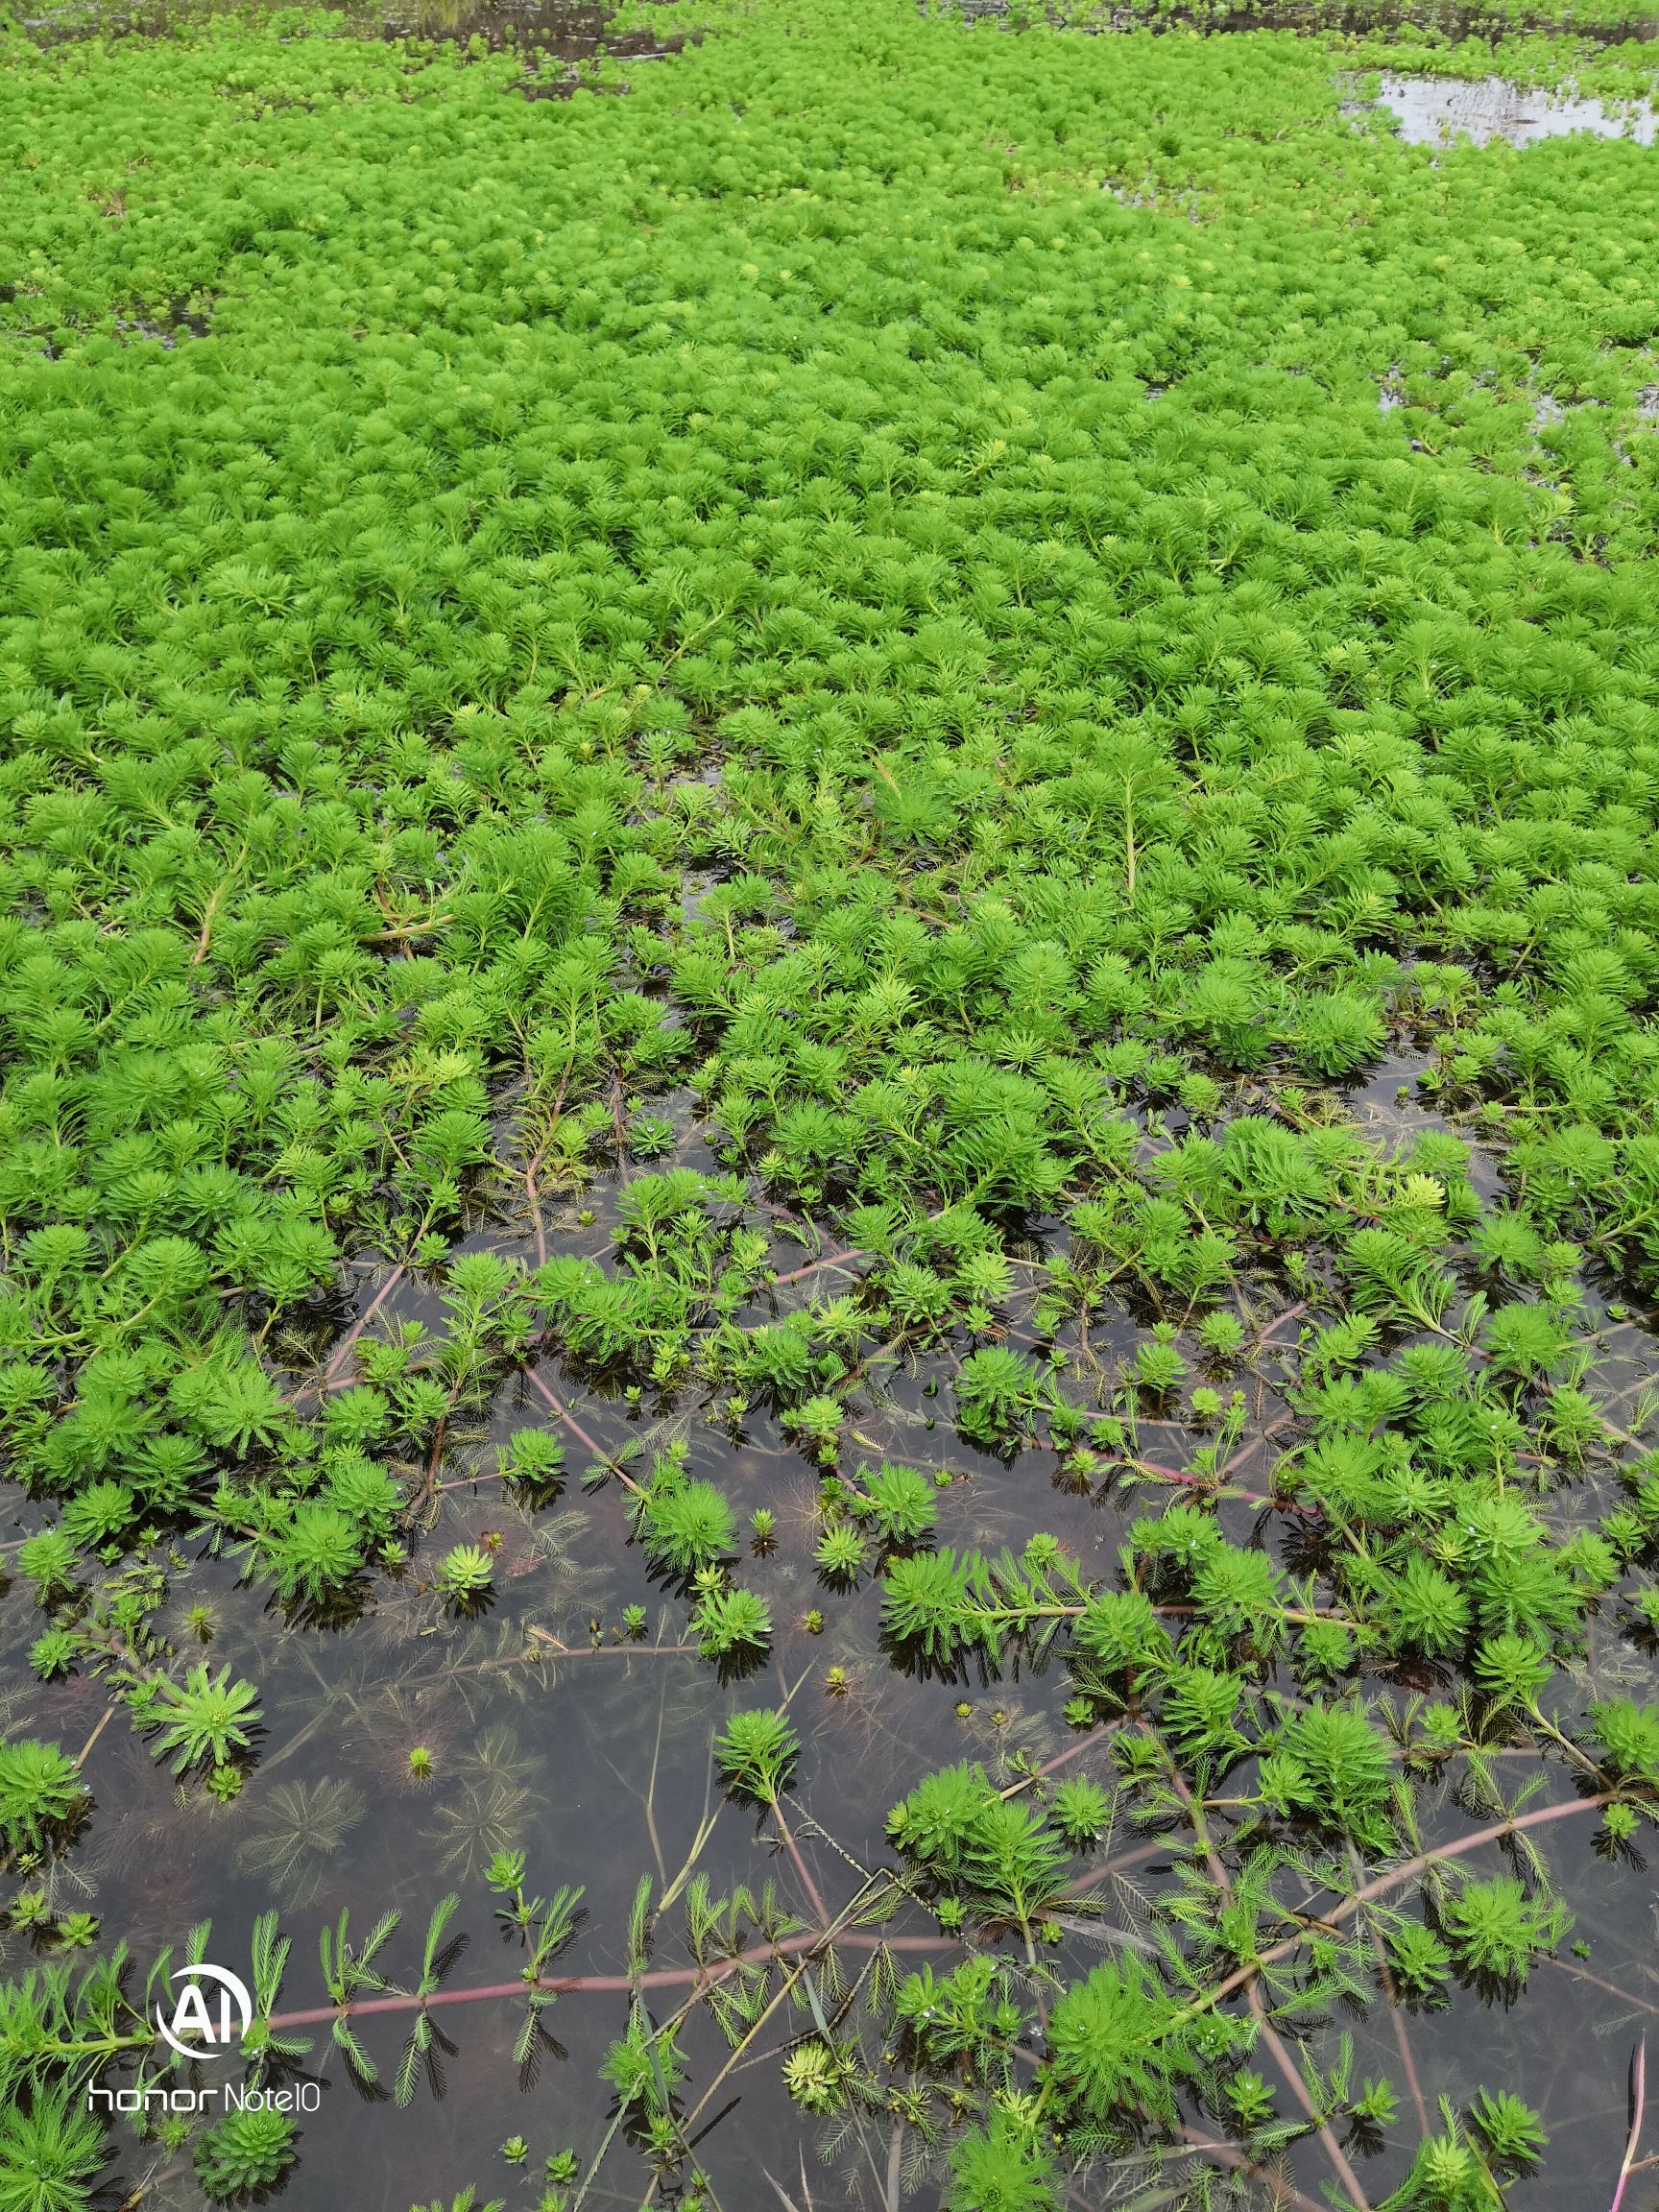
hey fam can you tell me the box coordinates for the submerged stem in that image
[258,1931,961,2034]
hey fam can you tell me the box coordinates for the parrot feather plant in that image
[3,0,1659,2203]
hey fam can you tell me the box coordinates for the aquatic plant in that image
[16,1534,76,1604]
[4,0,1659,2200]
[59,1482,134,1552]
[0,1743,85,1857]
[850,1461,938,1548]
[434,1546,494,1605]
[0,2085,106,2212]
[689,1583,772,1662]
[954,1349,1054,1448]
[947,2112,1060,2212]
[1042,1958,1206,2126]
[813,1525,866,1583]
[1048,1777,1111,1850]
[886,1763,1072,1933]
[1439,1877,1569,1987]
[137,1665,261,1775]
[1470,2089,1549,2170]
[634,1471,737,1581]
[234,1777,367,1911]
[193,2107,298,2202]
[881,1551,988,1664]
[714,1710,799,1805]
[262,1503,364,1607]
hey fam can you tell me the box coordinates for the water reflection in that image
[1355,69,1659,145]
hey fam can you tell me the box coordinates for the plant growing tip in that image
[434,1546,494,1606]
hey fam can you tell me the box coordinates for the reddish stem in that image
[521,1368,637,1490]
[525,1070,569,1268]
[771,1800,830,1927]
[1174,2128,1327,2212]
[1544,1954,1659,2020]
[1255,1300,1309,1344]
[1611,2038,1647,2212]
[770,1245,864,1288]
[1197,1790,1618,2018]
[1121,1455,1322,1520]
[294,1262,411,1413]
[261,1932,958,2032]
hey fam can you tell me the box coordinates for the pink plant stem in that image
[1123,1455,1323,1519]
[770,1801,830,1927]
[521,1367,637,1488]
[1164,1757,1372,2212]
[1173,2129,1327,2212]
[770,1246,864,1287]
[1251,1992,1374,2212]
[1255,1300,1308,1344]
[1198,1791,1618,2018]
[1389,1998,1431,2142]
[527,1147,549,1270]
[261,1932,959,2032]
[434,1467,517,1495]
[1060,1841,1169,1903]
[1544,1954,1659,2019]
[306,1262,408,1404]
[526,1070,569,1268]
[72,1705,116,1771]
[1611,2037,1647,2212]
[1001,1722,1118,1797]
[1341,1792,1616,1916]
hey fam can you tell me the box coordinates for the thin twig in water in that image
[770,1244,863,1288]
[1173,2128,1328,2212]
[1349,1841,1431,2140]
[1190,1790,1619,2022]
[315,1260,409,1397]
[72,1704,116,1771]
[771,1797,830,1928]
[1166,1752,1373,2212]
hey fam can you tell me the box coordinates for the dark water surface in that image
[7,1052,1659,2206]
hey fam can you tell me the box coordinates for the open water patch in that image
[1351,68,1659,142]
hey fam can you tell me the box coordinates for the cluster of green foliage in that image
[4,0,1659,2202]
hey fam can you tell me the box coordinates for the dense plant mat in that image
[6,0,1659,2205]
